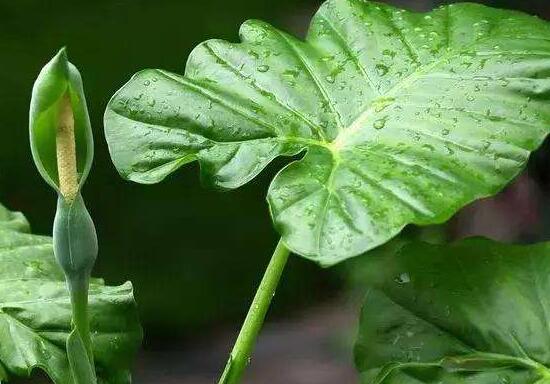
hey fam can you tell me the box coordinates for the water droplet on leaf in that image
[373,117,387,130]
[395,272,410,284]
[375,63,389,76]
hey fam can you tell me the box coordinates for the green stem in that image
[218,239,291,384]
[67,274,95,365]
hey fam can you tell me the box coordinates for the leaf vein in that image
[202,42,327,140]
[317,12,381,96]
[345,163,433,216]
[270,27,345,134]
[156,69,281,137]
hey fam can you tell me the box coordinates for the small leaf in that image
[30,47,94,193]
[105,0,550,265]
[354,238,550,383]
[0,204,142,384]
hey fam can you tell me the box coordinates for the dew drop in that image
[373,117,387,130]
[375,63,389,76]
[257,65,270,73]
[395,272,411,284]
[499,78,510,87]
[382,49,396,58]
[500,376,511,384]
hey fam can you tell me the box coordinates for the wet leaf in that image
[355,238,550,383]
[0,204,142,383]
[105,0,550,265]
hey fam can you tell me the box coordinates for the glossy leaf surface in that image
[0,204,142,383]
[355,238,550,383]
[105,0,550,265]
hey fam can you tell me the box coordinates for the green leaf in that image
[0,203,142,384]
[104,0,550,265]
[30,47,94,193]
[354,238,550,383]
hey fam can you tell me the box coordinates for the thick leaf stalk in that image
[30,48,98,383]
[219,240,290,384]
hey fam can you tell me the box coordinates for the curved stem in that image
[218,239,291,384]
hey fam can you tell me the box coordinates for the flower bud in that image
[29,47,93,199]
[53,194,98,278]
[30,48,99,381]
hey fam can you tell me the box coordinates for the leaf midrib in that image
[292,43,484,255]
[331,49,459,151]
[374,290,550,382]
[368,299,550,383]
[371,353,550,384]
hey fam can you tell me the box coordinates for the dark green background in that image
[1,0,547,342]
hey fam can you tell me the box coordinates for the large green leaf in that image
[105,0,550,265]
[0,203,142,384]
[354,238,550,383]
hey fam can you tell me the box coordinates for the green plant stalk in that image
[218,239,291,384]
[53,91,97,380]
[56,94,93,362]
[53,195,98,383]
[29,48,100,383]
[67,273,94,364]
